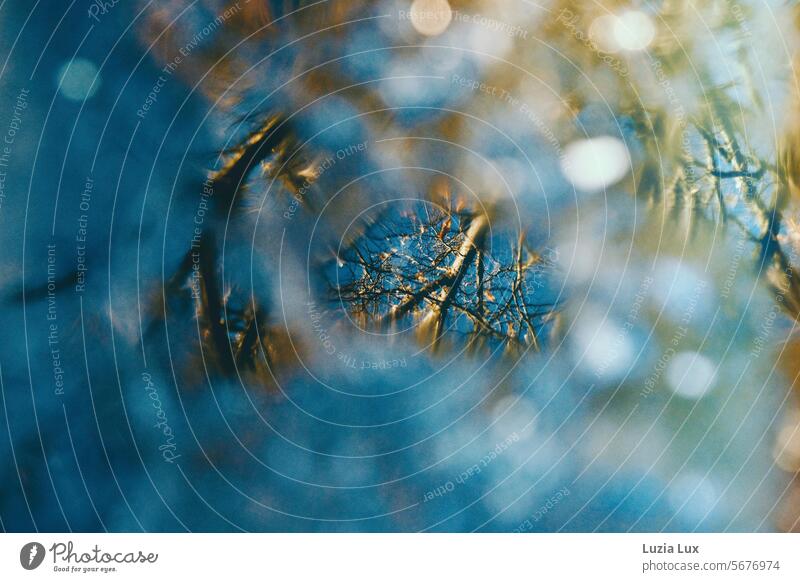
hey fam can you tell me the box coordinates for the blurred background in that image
[1,0,800,532]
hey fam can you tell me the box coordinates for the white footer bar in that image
[1,534,797,581]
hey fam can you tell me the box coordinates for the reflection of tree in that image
[162,234,296,385]
[634,88,800,318]
[126,0,800,531]
[151,115,306,386]
[635,81,800,532]
[331,202,559,352]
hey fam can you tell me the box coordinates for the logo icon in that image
[20,542,45,570]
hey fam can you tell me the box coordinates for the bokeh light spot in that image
[561,136,630,192]
[410,0,453,37]
[666,351,717,399]
[613,11,655,51]
[56,58,100,101]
